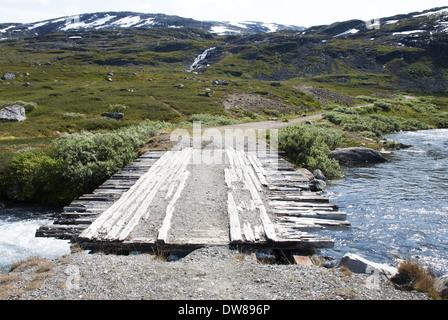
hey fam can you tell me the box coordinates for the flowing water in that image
[0,206,70,271]
[322,129,448,276]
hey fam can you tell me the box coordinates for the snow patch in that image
[334,28,359,37]
[133,17,155,27]
[110,15,143,28]
[385,20,399,25]
[27,21,48,30]
[393,30,426,36]
[0,26,15,33]
[262,23,279,33]
[210,25,239,35]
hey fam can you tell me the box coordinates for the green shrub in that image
[109,103,127,113]
[3,151,64,202]
[263,108,281,117]
[279,124,345,179]
[1,120,171,204]
[374,100,392,112]
[53,120,171,194]
[63,112,87,119]
[430,112,448,128]
[188,114,241,127]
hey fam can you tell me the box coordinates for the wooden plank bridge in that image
[36,139,350,253]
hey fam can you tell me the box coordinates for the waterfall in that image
[188,47,216,72]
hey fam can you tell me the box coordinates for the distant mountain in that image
[0,11,305,40]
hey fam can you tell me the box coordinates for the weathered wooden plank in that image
[243,222,255,242]
[157,169,190,244]
[109,148,192,241]
[233,148,277,242]
[79,149,179,240]
[227,192,243,243]
[267,195,330,203]
[270,200,338,209]
[35,225,87,239]
[272,209,347,220]
[278,216,351,230]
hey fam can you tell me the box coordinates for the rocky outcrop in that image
[102,112,124,120]
[329,147,387,166]
[1,73,15,80]
[0,105,26,122]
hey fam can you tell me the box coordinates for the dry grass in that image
[395,259,441,300]
[0,274,24,299]
[230,253,246,263]
[339,266,353,277]
[9,257,49,272]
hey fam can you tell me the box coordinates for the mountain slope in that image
[200,6,448,91]
[0,11,305,40]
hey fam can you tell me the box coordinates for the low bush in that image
[187,114,241,127]
[392,259,440,299]
[63,112,86,119]
[0,120,171,204]
[279,124,346,179]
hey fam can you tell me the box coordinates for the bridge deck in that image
[36,145,350,253]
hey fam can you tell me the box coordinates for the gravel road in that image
[1,246,429,301]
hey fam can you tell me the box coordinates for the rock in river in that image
[329,147,387,166]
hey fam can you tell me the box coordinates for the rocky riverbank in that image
[0,246,432,301]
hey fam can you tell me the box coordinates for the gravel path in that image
[1,246,429,301]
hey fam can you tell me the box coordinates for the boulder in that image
[312,169,327,182]
[337,253,398,278]
[329,147,387,166]
[310,179,326,191]
[0,105,26,122]
[102,112,124,120]
[297,168,314,181]
[1,73,15,80]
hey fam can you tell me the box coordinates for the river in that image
[322,129,448,276]
[0,206,70,271]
